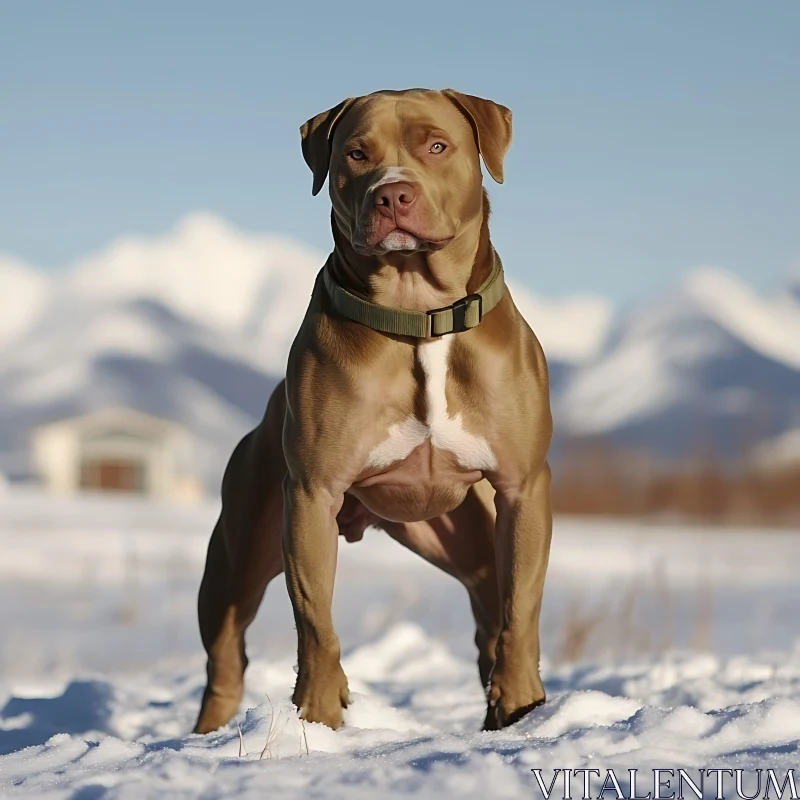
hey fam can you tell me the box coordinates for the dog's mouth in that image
[355,227,454,256]
[379,229,422,252]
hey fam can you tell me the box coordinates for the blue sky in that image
[1,1,798,302]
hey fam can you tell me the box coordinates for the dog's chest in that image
[365,337,497,472]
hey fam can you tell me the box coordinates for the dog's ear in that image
[300,98,356,196]
[442,90,512,184]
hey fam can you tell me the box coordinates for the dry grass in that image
[552,438,800,525]
[554,598,604,664]
[551,560,713,664]
[228,694,310,761]
[259,694,287,759]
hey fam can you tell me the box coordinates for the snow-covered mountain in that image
[555,269,800,461]
[0,256,50,350]
[510,284,612,364]
[1,212,798,489]
[0,293,279,487]
[0,215,325,488]
[63,212,323,375]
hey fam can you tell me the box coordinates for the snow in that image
[0,489,799,796]
[555,292,722,434]
[0,265,276,487]
[6,304,178,406]
[65,213,322,375]
[556,271,800,439]
[0,256,49,350]
[508,282,613,363]
[7,635,800,798]
[686,267,800,370]
[557,335,683,432]
[754,427,800,468]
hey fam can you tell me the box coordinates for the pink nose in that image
[374,182,417,219]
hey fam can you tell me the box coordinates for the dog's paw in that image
[483,666,546,730]
[293,662,350,730]
[482,694,545,730]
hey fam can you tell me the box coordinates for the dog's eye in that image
[348,149,366,161]
[429,142,447,154]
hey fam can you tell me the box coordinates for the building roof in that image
[33,407,186,437]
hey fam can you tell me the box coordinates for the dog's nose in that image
[374,182,417,218]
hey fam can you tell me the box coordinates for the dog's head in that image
[300,89,512,257]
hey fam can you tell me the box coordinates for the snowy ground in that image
[1,488,799,797]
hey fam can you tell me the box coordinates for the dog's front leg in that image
[282,478,349,729]
[484,464,552,730]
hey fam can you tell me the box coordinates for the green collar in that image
[322,252,506,338]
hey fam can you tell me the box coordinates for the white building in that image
[32,408,202,502]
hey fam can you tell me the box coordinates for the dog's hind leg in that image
[194,382,287,734]
[382,479,501,699]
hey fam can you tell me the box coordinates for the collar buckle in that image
[426,293,483,337]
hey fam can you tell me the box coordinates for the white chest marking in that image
[366,336,498,471]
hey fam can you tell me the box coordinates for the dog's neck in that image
[330,194,495,314]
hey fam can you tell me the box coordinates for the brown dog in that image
[194,88,553,734]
